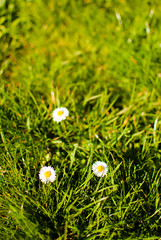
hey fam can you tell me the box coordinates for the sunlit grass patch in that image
[0,0,161,239]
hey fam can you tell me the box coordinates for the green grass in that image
[0,0,161,239]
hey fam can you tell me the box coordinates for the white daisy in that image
[92,161,108,177]
[52,107,69,122]
[39,166,56,184]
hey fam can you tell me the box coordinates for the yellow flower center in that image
[97,166,104,172]
[44,171,51,178]
[58,110,64,116]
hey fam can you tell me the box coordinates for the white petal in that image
[92,161,108,177]
[39,166,56,183]
[52,107,69,122]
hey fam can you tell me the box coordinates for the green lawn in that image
[0,0,161,239]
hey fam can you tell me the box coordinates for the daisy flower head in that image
[52,107,69,123]
[92,161,108,177]
[39,166,56,184]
